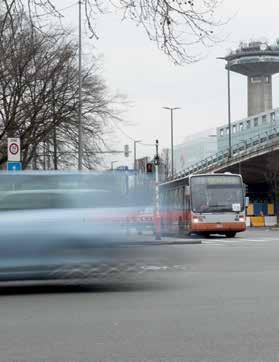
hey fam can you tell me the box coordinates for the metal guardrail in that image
[172,127,279,181]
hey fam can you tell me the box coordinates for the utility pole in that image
[227,60,232,159]
[133,140,141,171]
[47,141,50,170]
[78,0,83,170]
[32,145,37,170]
[217,57,232,158]
[43,141,46,170]
[134,140,141,187]
[163,107,180,179]
[154,139,161,241]
[52,79,57,170]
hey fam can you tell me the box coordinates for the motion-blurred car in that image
[135,207,155,235]
[0,172,152,282]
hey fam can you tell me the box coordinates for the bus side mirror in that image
[245,197,249,207]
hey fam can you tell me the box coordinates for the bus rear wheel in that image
[200,232,210,238]
[225,232,236,238]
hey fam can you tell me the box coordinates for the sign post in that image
[7,162,22,171]
[7,138,21,171]
[154,140,161,241]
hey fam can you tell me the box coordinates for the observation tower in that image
[225,40,279,116]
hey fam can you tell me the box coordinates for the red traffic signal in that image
[146,163,153,173]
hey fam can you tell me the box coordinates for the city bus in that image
[160,173,246,237]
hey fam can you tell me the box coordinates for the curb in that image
[159,240,202,245]
[131,239,202,246]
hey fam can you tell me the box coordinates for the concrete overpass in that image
[173,128,279,200]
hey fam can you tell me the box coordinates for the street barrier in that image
[264,216,277,227]
[251,216,265,227]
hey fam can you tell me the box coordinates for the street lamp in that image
[163,107,181,178]
[111,161,117,170]
[134,140,142,171]
[78,0,83,170]
[217,56,232,159]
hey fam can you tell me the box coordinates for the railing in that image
[172,127,279,181]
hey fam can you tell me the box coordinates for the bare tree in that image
[0,10,124,169]
[4,0,223,64]
[47,66,124,169]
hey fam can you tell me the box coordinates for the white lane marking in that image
[141,265,170,271]
[241,239,267,242]
[236,238,278,242]
[202,238,275,246]
[140,265,189,271]
[202,241,225,246]
[244,238,279,242]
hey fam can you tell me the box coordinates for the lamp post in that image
[162,107,180,179]
[78,0,83,170]
[154,139,161,240]
[133,140,141,171]
[217,57,232,159]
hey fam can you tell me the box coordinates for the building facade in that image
[217,108,279,152]
[173,129,217,173]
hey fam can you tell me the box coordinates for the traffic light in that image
[154,155,160,166]
[146,163,153,173]
[124,144,129,157]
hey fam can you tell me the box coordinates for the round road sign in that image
[9,143,19,155]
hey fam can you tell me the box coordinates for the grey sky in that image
[52,0,279,168]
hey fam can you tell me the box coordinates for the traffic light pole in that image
[154,140,161,241]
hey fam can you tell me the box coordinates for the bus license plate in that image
[216,223,223,228]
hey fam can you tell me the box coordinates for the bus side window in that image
[178,187,183,210]
[185,195,189,212]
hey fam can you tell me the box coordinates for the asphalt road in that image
[1,229,279,362]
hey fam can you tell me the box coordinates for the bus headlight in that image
[192,215,204,223]
[239,216,245,222]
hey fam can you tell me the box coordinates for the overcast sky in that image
[52,0,279,168]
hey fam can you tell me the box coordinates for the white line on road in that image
[202,238,276,246]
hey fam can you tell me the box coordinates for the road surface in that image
[1,229,279,362]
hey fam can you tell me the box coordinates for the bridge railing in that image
[172,127,279,180]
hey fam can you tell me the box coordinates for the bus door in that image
[184,185,191,232]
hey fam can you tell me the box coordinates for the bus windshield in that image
[191,175,244,213]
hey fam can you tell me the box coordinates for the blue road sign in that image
[7,162,22,171]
